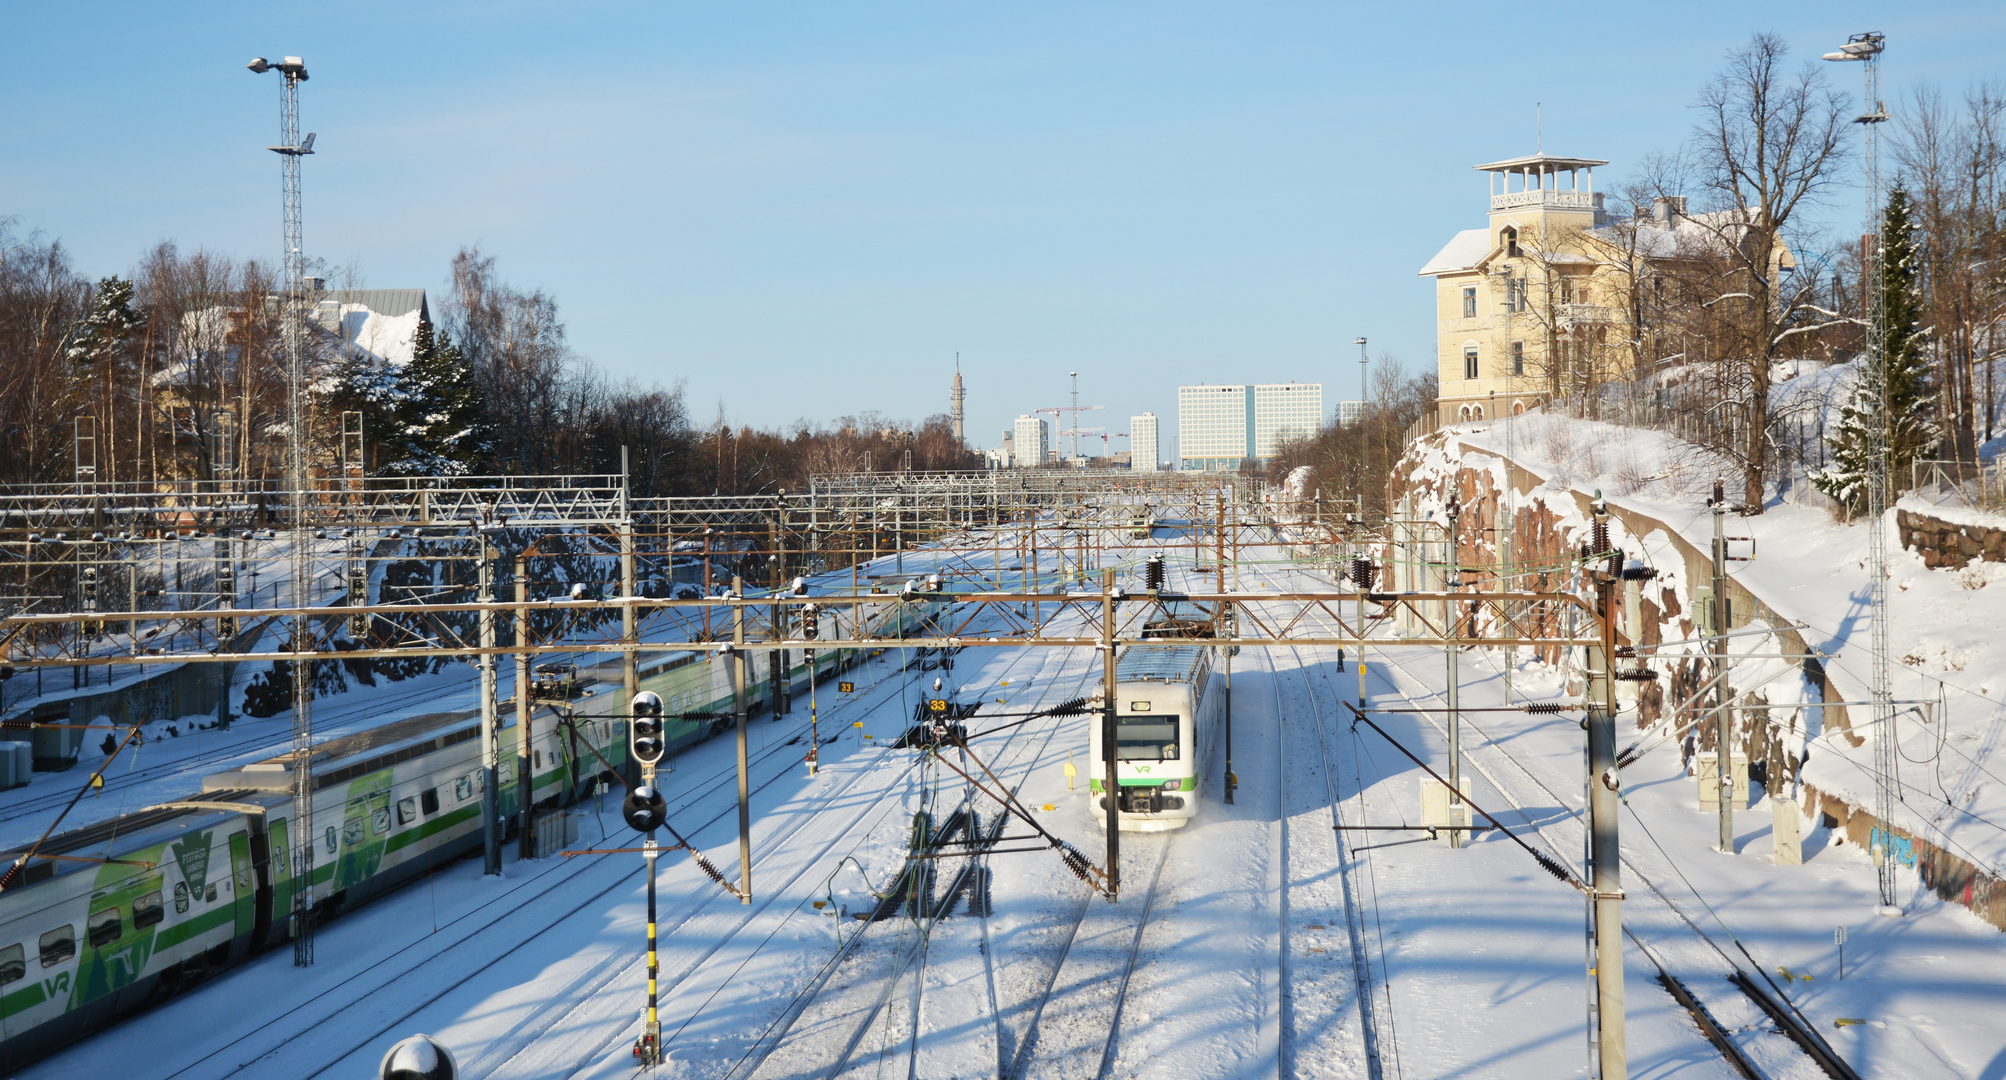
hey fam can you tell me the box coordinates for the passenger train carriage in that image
[0,588,952,1066]
[1089,643,1222,832]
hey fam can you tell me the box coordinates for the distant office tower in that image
[1337,400,1365,428]
[1013,415,1050,469]
[1176,383,1322,471]
[1130,413,1159,472]
[1000,428,1014,467]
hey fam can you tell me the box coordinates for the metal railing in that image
[1907,459,2006,511]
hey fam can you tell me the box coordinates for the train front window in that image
[1117,715,1180,761]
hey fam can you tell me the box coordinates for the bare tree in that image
[1671,33,1853,510]
[1896,81,2006,454]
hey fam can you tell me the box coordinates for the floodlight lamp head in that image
[1353,337,1367,345]
[247,57,271,73]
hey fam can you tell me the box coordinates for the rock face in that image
[1897,508,2006,570]
[1391,434,2006,933]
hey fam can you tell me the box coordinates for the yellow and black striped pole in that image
[644,824,661,1066]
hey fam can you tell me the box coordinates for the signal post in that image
[624,690,669,1068]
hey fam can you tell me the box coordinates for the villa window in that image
[1462,287,1477,319]
[1503,226,1520,258]
[1463,347,1480,380]
[1511,341,1525,376]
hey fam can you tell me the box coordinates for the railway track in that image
[1355,606,1861,1080]
[714,636,1101,1080]
[1277,640,1397,1080]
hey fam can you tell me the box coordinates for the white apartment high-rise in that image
[1012,415,1050,470]
[1130,413,1159,472]
[1176,383,1322,470]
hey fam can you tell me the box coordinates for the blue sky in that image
[4,3,2000,458]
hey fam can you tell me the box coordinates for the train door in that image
[226,832,254,941]
[266,818,292,943]
[245,822,273,946]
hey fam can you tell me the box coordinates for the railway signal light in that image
[629,691,666,766]
[623,784,667,833]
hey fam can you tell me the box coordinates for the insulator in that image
[1145,554,1165,592]
[1523,702,1565,714]
[1533,849,1575,885]
[1350,559,1376,589]
[1591,522,1610,554]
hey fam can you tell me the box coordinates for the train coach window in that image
[0,943,23,986]
[396,797,417,826]
[134,891,165,929]
[87,908,122,948]
[39,925,75,968]
[1116,716,1181,761]
[370,807,390,836]
[455,775,474,803]
[421,788,440,815]
[343,820,364,847]
[325,825,339,854]
[173,882,190,914]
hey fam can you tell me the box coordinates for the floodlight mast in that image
[1825,32,1902,916]
[249,51,318,967]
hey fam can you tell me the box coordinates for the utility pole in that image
[621,447,639,709]
[1101,569,1121,896]
[1587,573,1627,1080]
[249,53,317,968]
[1710,482,1733,854]
[1446,497,1463,849]
[621,517,638,707]
[1218,490,1234,804]
[732,577,752,903]
[479,544,500,875]
[516,554,534,859]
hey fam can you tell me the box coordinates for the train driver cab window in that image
[0,943,25,986]
[173,881,190,914]
[455,775,474,803]
[421,788,440,815]
[39,925,75,968]
[134,891,165,929]
[1117,715,1180,762]
[87,908,122,948]
[325,825,339,854]
[396,797,418,826]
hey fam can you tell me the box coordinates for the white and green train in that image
[1088,643,1223,832]
[0,590,950,1067]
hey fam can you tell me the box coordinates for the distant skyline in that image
[4,3,2000,456]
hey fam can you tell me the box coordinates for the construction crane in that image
[1037,371,1105,462]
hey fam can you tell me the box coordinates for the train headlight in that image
[1163,778,1182,791]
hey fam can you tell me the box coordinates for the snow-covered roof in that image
[1418,229,1493,276]
[316,289,430,367]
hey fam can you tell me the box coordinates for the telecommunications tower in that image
[249,54,319,964]
[951,354,966,447]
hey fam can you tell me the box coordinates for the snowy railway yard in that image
[7,505,2006,1080]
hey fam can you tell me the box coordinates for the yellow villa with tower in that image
[1417,151,1786,427]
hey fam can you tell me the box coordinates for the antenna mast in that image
[251,53,318,966]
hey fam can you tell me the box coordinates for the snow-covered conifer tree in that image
[1814,187,1936,516]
